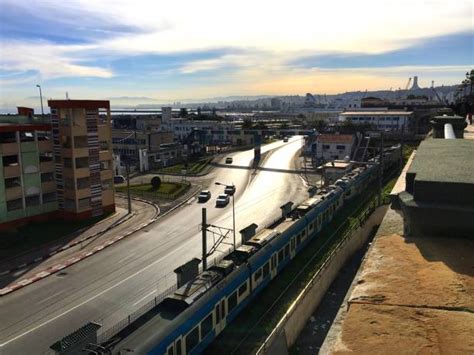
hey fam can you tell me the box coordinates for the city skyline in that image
[1,0,473,111]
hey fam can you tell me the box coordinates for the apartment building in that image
[48,100,115,219]
[0,115,57,229]
[315,134,356,162]
[339,110,414,131]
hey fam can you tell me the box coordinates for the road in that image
[0,137,307,354]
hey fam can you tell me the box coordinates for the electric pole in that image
[202,208,207,271]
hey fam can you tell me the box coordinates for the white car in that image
[215,194,230,207]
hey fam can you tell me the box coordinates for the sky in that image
[0,0,473,112]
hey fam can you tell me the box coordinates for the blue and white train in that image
[106,147,400,355]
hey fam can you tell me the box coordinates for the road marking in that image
[132,289,156,306]
[0,251,172,347]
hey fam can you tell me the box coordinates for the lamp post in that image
[215,181,236,250]
[36,84,44,116]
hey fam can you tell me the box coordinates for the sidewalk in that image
[0,196,159,296]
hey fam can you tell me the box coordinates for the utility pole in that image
[202,208,207,271]
[126,162,132,214]
[232,190,236,250]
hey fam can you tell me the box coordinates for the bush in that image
[150,176,162,190]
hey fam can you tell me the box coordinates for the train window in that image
[291,238,295,251]
[176,339,182,355]
[238,282,248,296]
[263,262,270,278]
[254,269,262,282]
[221,300,226,318]
[228,292,237,312]
[278,249,284,264]
[296,234,301,246]
[284,244,289,258]
[167,344,174,355]
[201,313,213,338]
[185,326,200,353]
[215,304,220,323]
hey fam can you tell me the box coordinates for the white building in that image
[164,119,237,143]
[339,110,413,131]
[315,134,356,162]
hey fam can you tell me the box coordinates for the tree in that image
[151,176,162,190]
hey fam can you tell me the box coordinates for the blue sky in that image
[0,0,472,112]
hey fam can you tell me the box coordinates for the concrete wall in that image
[259,206,388,354]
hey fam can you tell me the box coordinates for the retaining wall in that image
[259,205,388,354]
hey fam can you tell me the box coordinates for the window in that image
[74,136,88,148]
[5,177,21,188]
[167,345,174,355]
[336,145,345,150]
[78,197,90,209]
[254,268,262,282]
[201,313,213,338]
[63,158,73,168]
[185,327,199,353]
[238,282,247,297]
[75,157,89,169]
[322,144,330,150]
[100,141,109,151]
[263,262,270,278]
[77,177,90,189]
[284,244,290,258]
[43,192,57,203]
[2,155,18,167]
[64,178,75,189]
[176,339,182,355]
[0,132,17,143]
[227,292,237,313]
[41,172,55,183]
[20,131,34,142]
[102,179,112,190]
[64,199,75,210]
[278,249,284,264]
[26,195,40,207]
[297,234,301,246]
[7,198,23,211]
[215,304,220,323]
[39,152,54,162]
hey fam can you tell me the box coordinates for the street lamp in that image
[36,84,44,116]
[215,181,236,250]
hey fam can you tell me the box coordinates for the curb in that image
[0,198,160,297]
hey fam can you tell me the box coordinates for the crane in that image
[405,77,412,91]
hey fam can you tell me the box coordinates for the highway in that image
[0,137,307,354]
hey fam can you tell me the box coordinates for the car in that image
[198,190,211,202]
[215,194,230,207]
[114,175,126,184]
[224,185,236,196]
[283,136,288,142]
[225,157,233,164]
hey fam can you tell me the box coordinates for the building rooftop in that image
[317,134,354,143]
[321,123,474,354]
[341,111,413,116]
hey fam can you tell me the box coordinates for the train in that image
[105,146,401,355]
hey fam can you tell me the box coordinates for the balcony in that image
[3,165,21,178]
[38,140,53,152]
[100,169,113,180]
[41,181,56,193]
[75,167,90,178]
[98,125,110,139]
[5,186,23,200]
[40,160,54,172]
[1,142,19,155]
[20,141,37,153]
[99,150,112,161]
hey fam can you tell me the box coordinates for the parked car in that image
[114,175,125,184]
[283,136,288,142]
[225,157,233,164]
[198,190,211,202]
[215,194,230,207]
[224,185,236,196]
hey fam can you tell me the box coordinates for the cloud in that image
[0,40,113,79]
